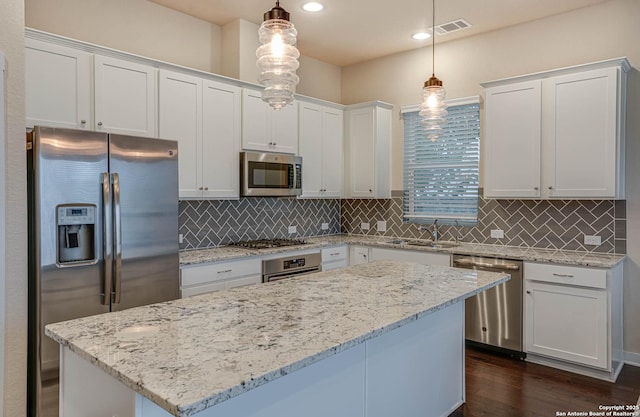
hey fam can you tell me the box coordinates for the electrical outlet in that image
[178,234,184,244]
[321,222,329,230]
[377,221,387,232]
[361,222,370,231]
[584,235,601,245]
[288,225,297,234]
[490,229,504,239]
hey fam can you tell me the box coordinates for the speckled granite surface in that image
[46,261,508,417]
[179,234,625,268]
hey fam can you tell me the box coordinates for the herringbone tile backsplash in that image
[341,194,626,254]
[179,194,625,254]
[179,199,340,250]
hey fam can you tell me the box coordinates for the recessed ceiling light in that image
[302,2,324,12]
[412,32,431,40]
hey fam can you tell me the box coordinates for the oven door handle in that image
[264,266,321,282]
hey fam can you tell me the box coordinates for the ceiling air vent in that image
[434,19,472,36]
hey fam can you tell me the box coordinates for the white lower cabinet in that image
[524,261,623,381]
[369,247,450,267]
[350,246,371,266]
[321,246,348,271]
[180,258,261,298]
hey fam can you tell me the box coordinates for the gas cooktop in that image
[228,238,307,250]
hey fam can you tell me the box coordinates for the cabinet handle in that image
[330,252,340,256]
[548,186,553,190]
[534,187,539,191]
[198,187,203,190]
[204,187,209,190]
[552,273,574,278]
[97,121,103,126]
[273,142,277,146]
[526,290,531,294]
[217,269,233,274]
[80,120,86,125]
[369,189,373,193]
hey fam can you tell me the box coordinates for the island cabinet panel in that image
[60,348,135,417]
[366,302,464,417]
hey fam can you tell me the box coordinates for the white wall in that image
[0,0,27,415]
[25,0,222,73]
[341,0,640,357]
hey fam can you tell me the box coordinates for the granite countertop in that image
[46,261,508,417]
[179,234,625,269]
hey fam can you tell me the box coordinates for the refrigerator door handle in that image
[102,172,113,306]
[113,172,123,304]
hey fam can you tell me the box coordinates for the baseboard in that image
[526,353,621,382]
[624,350,640,367]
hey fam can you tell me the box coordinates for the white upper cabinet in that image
[298,101,344,198]
[482,58,629,199]
[542,68,619,198]
[344,102,392,198]
[242,88,298,154]
[25,38,92,129]
[483,80,542,198]
[94,55,157,137]
[159,70,241,199]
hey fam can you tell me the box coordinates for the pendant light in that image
[256,1,300,110]
[419,0,447,141]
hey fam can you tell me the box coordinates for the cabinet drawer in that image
[181,258,261,287]
[181,281,226,298]
[524,262,606,289]
[322,246,348,262]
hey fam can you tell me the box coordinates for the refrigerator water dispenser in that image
[56,204,96,265]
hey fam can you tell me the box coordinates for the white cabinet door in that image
[299,102,324,197]
[299,102,344,198]
[322,108,344,197]
[369,247,450,266]
[25,38,92,129]
[242,89,298,154]
[483,80,542,198]
[525,280,608,369]
[344,103,391,198]
[94,55,157,137]
[350,246,370,266]
[348,107,375,198]
[202,80,241,199]
[542,68,618,198]
[271,101,298,154]
[159,70,203,198]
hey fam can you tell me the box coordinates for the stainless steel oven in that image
[262,253,322,282]
[240,151,302,197]
[452,254,524,358]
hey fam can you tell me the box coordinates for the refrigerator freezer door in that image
[29,126,110,417]
[108,134,180,311]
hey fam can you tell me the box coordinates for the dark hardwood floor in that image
[450,346,640,417]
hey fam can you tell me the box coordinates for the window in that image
[402,97,480,226]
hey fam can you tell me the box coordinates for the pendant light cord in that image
[432,0,435,77]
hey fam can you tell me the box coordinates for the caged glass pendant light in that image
[419,0,447,141]
[256,1,300,111]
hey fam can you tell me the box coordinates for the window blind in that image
[402,98,480,226]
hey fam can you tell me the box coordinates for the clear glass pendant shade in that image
[256,19,300,110]
[420,83,448,141]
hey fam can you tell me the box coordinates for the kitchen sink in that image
[383,238,408,245]
[406,241,459,249]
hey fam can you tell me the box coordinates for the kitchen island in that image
[46,261,509,417]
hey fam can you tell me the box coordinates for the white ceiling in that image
[148,0,609,67]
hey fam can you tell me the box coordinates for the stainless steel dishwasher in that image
[452,254,524,358]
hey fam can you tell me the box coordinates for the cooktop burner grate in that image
[228,239,307,249]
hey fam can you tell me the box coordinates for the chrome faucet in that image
[453,220,463,243]
[431,219,439,242]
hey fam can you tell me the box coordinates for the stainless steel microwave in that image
[240,152,302,197]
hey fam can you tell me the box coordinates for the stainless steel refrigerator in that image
[27,126,180,417]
